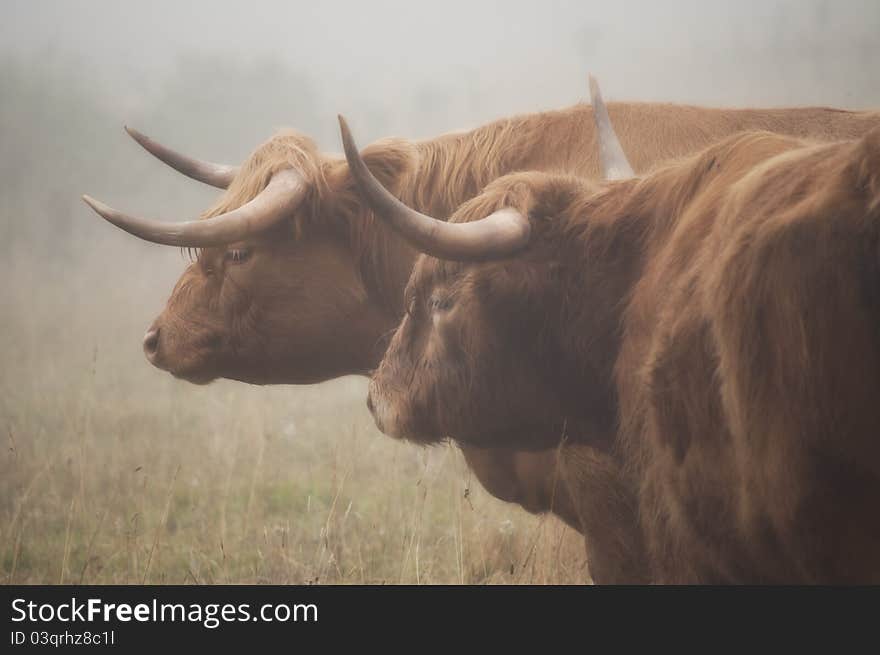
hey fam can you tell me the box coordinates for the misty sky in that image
[4,0,879,148]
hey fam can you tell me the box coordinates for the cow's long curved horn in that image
[82,168,305,247]
[125,126,239,189]
[338,116,530,262]
[588,76,634,180]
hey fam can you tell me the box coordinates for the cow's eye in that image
[429,295,450,312]
[225,248,250,264]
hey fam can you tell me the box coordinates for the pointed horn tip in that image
[81,195,115,221]
[337,115,356,152]
[588,76,601,101]
[123,125,152,147]
[81,194,106,213]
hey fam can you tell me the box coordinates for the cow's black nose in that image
[143,328,160,358]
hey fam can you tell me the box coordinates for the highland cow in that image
[344,85,880,583]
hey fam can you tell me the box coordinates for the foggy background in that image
[1,1,878,583]
[4,0,880,259]
[3,0,879,264]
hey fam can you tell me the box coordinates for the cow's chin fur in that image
[368,394,447,444]
[169,369,217,386]
[371,394,563,452]
[446,422,568,452]
[367,392,420,441]
[150,352,221,386]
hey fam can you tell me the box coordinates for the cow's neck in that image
[538,189,650,446]
[543,130,807,446]
[536,161,717,440]
[403,103,603,216]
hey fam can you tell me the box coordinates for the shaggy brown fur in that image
[203,102,878,316]
[369,127,880,583]
[141,100,879,566]
[620,128,880,582]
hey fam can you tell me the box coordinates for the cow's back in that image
[606,103,879,180]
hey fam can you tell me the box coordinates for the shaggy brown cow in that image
[84,93,879,561]
[344,99,880,582]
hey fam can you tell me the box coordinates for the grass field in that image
[0,248,588,585]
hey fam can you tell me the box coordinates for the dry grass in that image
[0,246,589,585]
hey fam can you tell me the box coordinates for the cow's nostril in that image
[143,328,160,357]
[366,393,375,413]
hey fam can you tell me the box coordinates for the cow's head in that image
[341,77,634,448]
[359,170,578,448]
[83,128,407,384]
